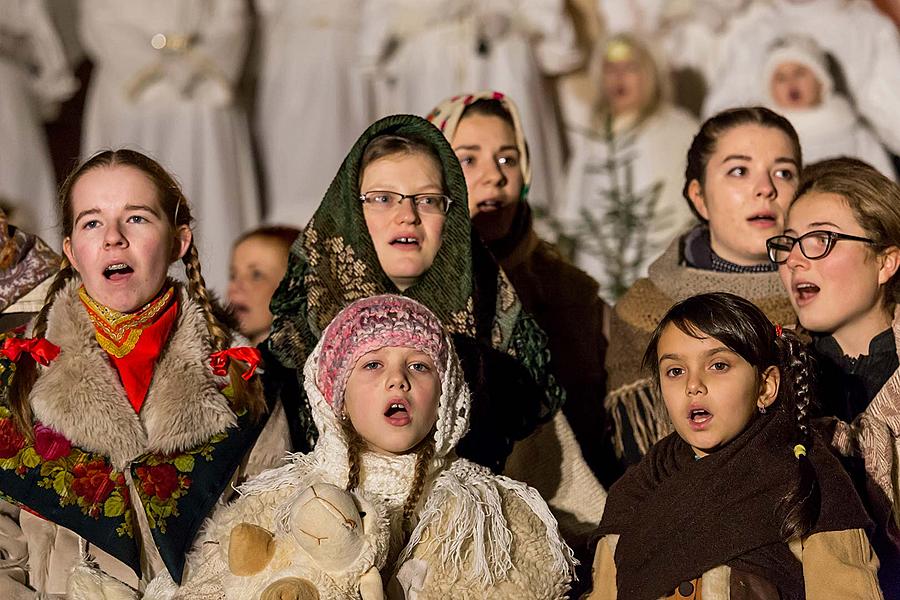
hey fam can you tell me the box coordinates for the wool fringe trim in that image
[396,462,577,586]
[604,377,673,458]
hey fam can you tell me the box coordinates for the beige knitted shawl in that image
[831,306,900,529]
[604,235,797,457]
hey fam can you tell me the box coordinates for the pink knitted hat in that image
[316,295,449,416]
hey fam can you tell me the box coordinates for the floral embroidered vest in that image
[0,338,268,583]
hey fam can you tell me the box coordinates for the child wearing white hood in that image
[171,294,575,599]
[763,34,896,180]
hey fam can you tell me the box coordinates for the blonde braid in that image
[182,243,266,421]
[402,439,435,534]
[345,423,364,490]
[8,260,74,439]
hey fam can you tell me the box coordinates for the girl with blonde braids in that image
[0,149,289,598]
[178,295,575,599]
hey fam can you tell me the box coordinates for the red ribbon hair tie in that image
[209,347,262,381]
[1,337,60,366]
[774,324,783,338]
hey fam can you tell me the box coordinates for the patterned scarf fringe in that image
[396,461,577,587]
[604,377,673,458]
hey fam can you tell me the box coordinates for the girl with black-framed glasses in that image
[776,156,900,593]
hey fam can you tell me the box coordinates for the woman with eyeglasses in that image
[605,106,800,471]
[769,156,900,592]
[259,114,564,475]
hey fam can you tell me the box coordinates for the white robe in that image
[560,105,698,304]
[254,0,371,229]
[0,0,76,245]
[361,0,581,215]
[770,97,896,181]
[78,0,259,294]
[702,0,900,155]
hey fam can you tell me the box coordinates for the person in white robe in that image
[360,0,582,217]
[761,35,896,180]
[0,0,76,245]
[702,0,900,157]
[78,0,259,294]
[560,34,697,304]
[253,0,371,229]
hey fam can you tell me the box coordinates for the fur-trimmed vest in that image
[0,280,289,597]
[604,235,796,463]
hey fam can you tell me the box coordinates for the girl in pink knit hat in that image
[176,294,575,599]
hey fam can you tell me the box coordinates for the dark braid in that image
[8,261,74,438]
[402,438,435,534]
[182,241,266,421]
[774,329,820,539]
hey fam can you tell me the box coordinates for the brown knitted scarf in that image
[605,231,797,458]
[598,404,872,600]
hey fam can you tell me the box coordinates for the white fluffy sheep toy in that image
[225,482,390,600]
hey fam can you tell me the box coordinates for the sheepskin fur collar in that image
[30,280,236,469]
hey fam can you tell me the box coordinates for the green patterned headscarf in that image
[266,114,563,469]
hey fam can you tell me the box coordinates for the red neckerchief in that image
[79,286,177,414]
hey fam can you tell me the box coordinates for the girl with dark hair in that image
[263,114,563,475]
[586,292,881,599]
[772,156,900,592]
[179,295,575,598]
[0,150,287,596]
[605,106,800,470]
[427,91,607,588]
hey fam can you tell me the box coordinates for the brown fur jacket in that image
[0,280,290,598]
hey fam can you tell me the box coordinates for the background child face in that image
[361,153,446,291]
[779,192,897,348]
[228,235,289,345]
[656,323,778,457]
[452,113,524,242]
[63,165,190,312]
[688,124,799,265]
[343,346,440,455]
[770,61,823,109]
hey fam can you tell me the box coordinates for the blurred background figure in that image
[253,0,370,228]
[761,35,896,179]
[0,208,59,334]
[702,0,900,159]
[361,0,582,218]
[0,0,76,244]
[560,34,696,304]
[228,225,299,346]
[78,0,260,293]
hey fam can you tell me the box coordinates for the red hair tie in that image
[209,347,262,381]
[774,324,783,338]
[1,337,60,366]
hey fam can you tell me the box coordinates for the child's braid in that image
[182,243,266,420]
[775,329,820,539]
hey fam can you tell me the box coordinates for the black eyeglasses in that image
[766,230,877,264]
[359,191,452,216]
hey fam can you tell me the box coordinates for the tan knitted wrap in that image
[604,237,797,457]
[831,306,900,529]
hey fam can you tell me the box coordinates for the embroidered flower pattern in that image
[132,431,226,534]
[0,406,135,537]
